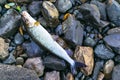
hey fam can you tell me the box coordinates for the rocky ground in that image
[0,0,120,80]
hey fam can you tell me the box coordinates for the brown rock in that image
[97,72,104,80]
[44,71,60,80]
[14,45,23,58]
[23,57,44,77]
[0,37,9,60]
[74,46,94,76]
[66,73,74,80]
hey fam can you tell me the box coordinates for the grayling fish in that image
[21,11,86,74]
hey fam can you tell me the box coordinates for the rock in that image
[104,33,120,54]
[114,55,120,63]
[0,0,6,5]
[44,71,60,80]
[42,1,59,28]
[91,0,107,20]
[81,0,87,3]
[55,0,72,13]
[107,27,120,34]
[38,16,48,27]
[22,41,44,58]
[28,1,42,16]
[84,37,96,47]
[78,3,101,27]
[14,33,24,45]
[66,73,74,80]
[55,24,63,35]
[97,72,104,80]
[74,46,94,76]
[92,61,104,80]
[8,0,31,3]
[62,14,84,46]
[0,37,9,60]
[106,0,120,26]
[104,59,114,79]
[112,64,120,80]
[0,64,39,80]
[49,0,56,2]
[23,57,44,77]
[3,50,16,64]
[16,57,24,65]
[94,44,115,59]
[0,9,21,37]
[65,48,73,57]
[43,55,66,70]
[14,45,24,57]
[0,6,2,12]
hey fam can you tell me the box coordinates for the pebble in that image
[43,55,66,70]
[3,50,16,64]
[23,57,44,77]
[44,71,60,80]
[38,16,48,27]
[66,73,74,80]
[97,72,104,80]
[114,55,120,63]
[74,46,94,76]
[0,6,2,12]
[0,64,40,80]
[14,33,24,45]
[62,14,84,46]
[103,59,114,79]
[94,44,115,59]
[8,0,31,3]
[55,24,63,35]
[0,37,9,60]
[42,1,59,28]
[14,46,24,57]
[16,57,24,65]
[55,0,72,13]
[28,1,42,16]
[84,37,96,47]
[0,0,6,5]
[0,9,21,37]
[104,33,120,54]
[112,64,120,80]
[107,27,120,34]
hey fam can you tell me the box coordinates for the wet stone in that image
[0,64,40,80]
[94,44,115,59]
[62,14,84,46]
[112,64,120,80]
[23,57,44,77]
[104,33,120,54]
[55,0,72,13]
[107,27,120,34]
[84,37,96,47]
[28,1,42,16]
[43,55,66,70]
[74,46,94,76]
[0,9,21,37]
[22,41,44,58]
[44,71,60,80]
[106,0,120,26]
[14,33,24,45]
[0,37,9,60]
[42,1,59,28]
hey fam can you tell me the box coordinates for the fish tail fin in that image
[70,61,86,75]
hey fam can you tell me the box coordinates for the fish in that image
[21,11,86,74]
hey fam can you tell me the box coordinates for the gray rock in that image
[3,50,16,64]
[62,14,83,45]
[106,0,120,26]
[43,55,66,70]
[104,33,120,54]
[0,9,21,37]
[8,0,32,3]
[28,1,42,16]
[0,6,2,12]
[55,0,72,13]
[107,27,120,34]
[44,71,60,80]
[16,57,24,65]
[84,37,96,47]
[94,44,115,59]
[38,16,48,28]
[112,64,120,80]
[0,64,39,80]
[0,0,6,5]
[14,33,24,45]
[0,37,9,60]
[115,55,120,63]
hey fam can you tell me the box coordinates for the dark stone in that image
[55,24,63,35]
[38,16,48,28]
[14,33,24,45]
[84,37,96,47]
[0,64,39,80]
[43,55,66,70]
[22,41,44,58]
[0,9,21,38]
[106,0,120,26]
[112,64,120,80]
[104,33,120,54]
[0,0,6,5]
[107,27,120,34]
[94,44,115,59]
[28,1,42,16]
[8,0,32,3]
[91,0,107,20]
[114,55,120,63]
[62,14,83,45]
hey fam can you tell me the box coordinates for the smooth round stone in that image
[55,0,72,13]
[107,27,120,34]
[112,64,120,80]
[14,33,24,45]
[16,57,24,65]
[94,44,115,59]
[66,73,74,80]
[84,37,96,47]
